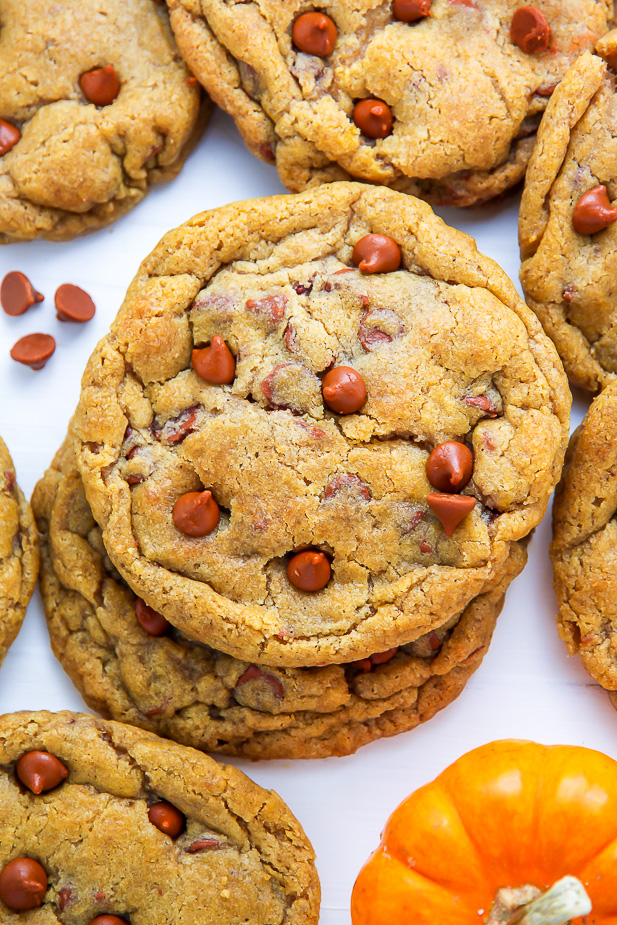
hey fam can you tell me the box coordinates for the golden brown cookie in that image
[166,0,611,205]
[0,436,38,665]
[0,711,319,921]
[0,0,206,243]
[73,183,570,667]
[552,380,617,706]
[520,45,617,392]
[33,436,527,759]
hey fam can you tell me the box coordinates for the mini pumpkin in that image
[352,740,617,924]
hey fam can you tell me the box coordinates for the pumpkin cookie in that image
[0,711,319,921]
[166,0,611,205]
[33,436,527,760]
[0,436,38,665]
[552,379,617,707]
[0,0,205,243]
[73,183,569,667]
[520,44,617,392]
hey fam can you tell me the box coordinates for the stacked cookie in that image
[166,0,612,205]
[520,37,617,394]
[517,30,617,704]
[34,183,570,758]
[551,381,617,707]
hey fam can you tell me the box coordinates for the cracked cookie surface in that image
[0,437,38,666]
[0,0,205,243]
[552,380,617,707]
[520,45,617,392]
[73,183,570,666]
[33,437,527,759]
[167,0,611,205]
[0,710,319,922]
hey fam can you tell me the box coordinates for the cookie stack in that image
[33,183,570,758]
[167,0,610,205]
[516,32,617,708]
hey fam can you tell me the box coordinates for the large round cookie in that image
[0,711,319,922]
[73,183,570,666]
[0,436,38,665]
[552,379,617,708]
[33,437,527,760]
[166,0,611,206]
[0,0,205,243]
[520,44,617,392]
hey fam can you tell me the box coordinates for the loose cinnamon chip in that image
[10,333,56,370]
[1,272,44,316]
[55,284,95,322]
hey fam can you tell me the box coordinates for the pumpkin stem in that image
[500,877,591,925]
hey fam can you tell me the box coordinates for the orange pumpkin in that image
[352,741,617,925]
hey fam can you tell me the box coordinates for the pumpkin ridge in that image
[426,780,494,895]
[384,776,493,897]
[535,744,617,889]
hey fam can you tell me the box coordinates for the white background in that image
[0,110,610,923]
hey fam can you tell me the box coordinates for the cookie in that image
[0,711,319,921]
[520,45,617,392]
[0,437,38,665]
[0,0,206,243]
[166,0,611,206]
[552,379,617,707]
[33,437,527,760]
[73,183,570,667]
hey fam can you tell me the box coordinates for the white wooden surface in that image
[0,110,606,924]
